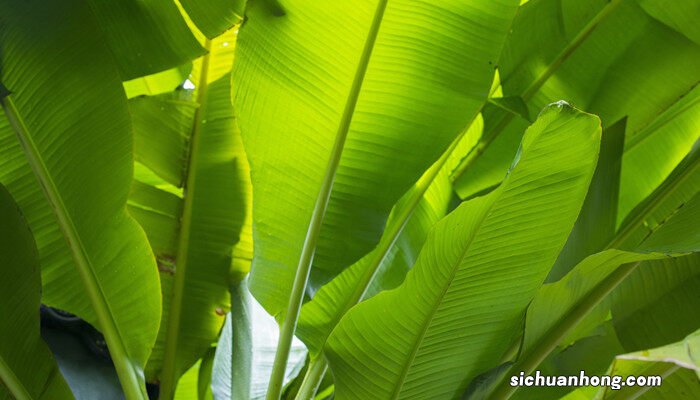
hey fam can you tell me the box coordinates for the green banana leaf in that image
[525,251,672,358]
[591,329,700,399]
[130,91,197,187]
[618,84,700,226]
[614,142,700,251]
[0,1,161,398]
[612,254,700,352]
[87,0,206,79]
[639,0,700,46]
[233,0,521,318]
[211,286,307,400]
[179,0,245,38]
[475,140,700,398]
[126,31,252,397]
[452,0,700,213]
[0,184,73,400]
[547,119,626,281]
[632,191,700,254]
[326,103,601,399]
[296,115,482,358]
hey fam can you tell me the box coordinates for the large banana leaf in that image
[326,103,601,399]
[0,1,161,398]
[296,115,482,359]
[478,143,700,398]
[233,0,521,319]
[451,0,700,213]
[126,31,252,398]
[87,0,206,79]
[0,184,73,400]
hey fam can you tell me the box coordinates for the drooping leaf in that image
[211,284,307,400]
[233,0,522,318]
[526,251,671,357]
[87,0,206,79]
[0,1,161,397]
[326,103,601,399]
[0,184,73,400]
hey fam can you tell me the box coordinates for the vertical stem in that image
[159,39,213,400]
[0,356,32,400]
[265,1,390,398]
[294,358,328,400]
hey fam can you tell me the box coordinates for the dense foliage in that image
[1,0,699,399]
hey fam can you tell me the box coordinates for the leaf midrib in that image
[389,189,497,400]
[1,97,145,400]
[159,38,213,398]
[0,354,32,400]
[267,1,391,397]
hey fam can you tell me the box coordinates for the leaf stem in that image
[265,1,389,398]
[0,355,31,400]
[1,97,147,400]
[159,39,213,400]
[294,357,328,400]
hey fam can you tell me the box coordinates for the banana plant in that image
[0,1,161,398]
[1,1,700,400]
